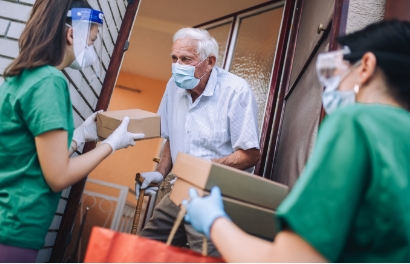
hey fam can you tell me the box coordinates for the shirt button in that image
[187,131,190,134]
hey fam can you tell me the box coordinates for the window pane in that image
[229,7,283,130]
[206,21,232,68]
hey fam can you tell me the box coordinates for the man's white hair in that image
[173,28,219,62]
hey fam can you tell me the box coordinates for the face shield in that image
[316,47,351,87]
[67,8,104,81]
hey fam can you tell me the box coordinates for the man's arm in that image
[211,148,260,170]
[155,140,173,177]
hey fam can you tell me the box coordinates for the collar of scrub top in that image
[176,66,218,97]
[67,8,104,25]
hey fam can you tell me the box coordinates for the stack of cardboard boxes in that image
[170,153,289,241]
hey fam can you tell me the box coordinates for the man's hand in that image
[211,148,260,171]
[183,186,230,238]
[135,171,164,199]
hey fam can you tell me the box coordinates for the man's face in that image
[171,38,208,79]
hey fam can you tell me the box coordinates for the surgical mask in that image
[172,58,207,89]
[321,75,357,114]
[69,45,97,70]
[66,23,98,70]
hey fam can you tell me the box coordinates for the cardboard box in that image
[170,178,277,241]
[96,109,160,140]
[171,153,288,210]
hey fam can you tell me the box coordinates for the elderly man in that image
[137,28,260,256]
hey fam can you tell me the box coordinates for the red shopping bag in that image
[84,227,224,263]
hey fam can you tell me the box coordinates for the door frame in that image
[49,0,142,261]
[255,0,350,177]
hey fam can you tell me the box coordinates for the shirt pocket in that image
[208,129,230,150]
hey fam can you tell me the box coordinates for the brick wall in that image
[0,0,128,262]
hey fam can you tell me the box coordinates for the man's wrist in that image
[155,171,165,179]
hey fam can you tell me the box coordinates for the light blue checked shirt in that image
[158,66,260,168]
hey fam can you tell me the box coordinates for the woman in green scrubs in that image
[0,0,143,262]
[183,20,410,262]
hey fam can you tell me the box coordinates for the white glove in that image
[135,171,163,200]
[72,110,102,150]
[100,116,145,153]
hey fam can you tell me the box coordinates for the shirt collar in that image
[175,67,218,97]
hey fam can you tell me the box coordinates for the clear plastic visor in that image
[70,8,104,80]
[316,48,351,84]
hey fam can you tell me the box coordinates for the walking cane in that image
[131,173,158,234]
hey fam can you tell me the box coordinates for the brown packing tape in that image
[171,152,288,211]
[170,179,276,241]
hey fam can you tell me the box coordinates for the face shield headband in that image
[67,8,104,80]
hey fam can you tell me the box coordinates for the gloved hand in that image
[182,186,229,238]
[100,116,145,153]
[135,171,163,199]
[72,110,102,150]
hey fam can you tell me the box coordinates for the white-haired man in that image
[137,28,260,256]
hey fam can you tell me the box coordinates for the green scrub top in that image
[0,65,74,250]
[276,104,410,262]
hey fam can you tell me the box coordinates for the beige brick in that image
[19,0,35,5]
[0,1,32,22]
[7,22,25,40]
[0,18,9,37]
[0,38,19,58]
[0,57,12,74]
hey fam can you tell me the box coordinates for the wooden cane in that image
[131,173,158,235]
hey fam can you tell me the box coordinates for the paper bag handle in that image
[166,205,208,256]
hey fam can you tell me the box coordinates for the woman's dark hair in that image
[338,20,410,110]
[4,0,92,77]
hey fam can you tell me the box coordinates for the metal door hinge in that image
[124,40,130,52]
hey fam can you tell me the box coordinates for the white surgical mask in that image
[317,56,361,115]
[172,58,207,89]
[321,75,357,114]
[69,45,97,70]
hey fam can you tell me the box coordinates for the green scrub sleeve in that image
[20,76,70,137]
[275,110,370,262]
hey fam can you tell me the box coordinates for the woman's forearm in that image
[210,218,327,262]
[60,143,112,189]
[210,218,274,262]
[36,130,112,192]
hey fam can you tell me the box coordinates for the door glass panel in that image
[206,21,232,68]
[229,7,283,130]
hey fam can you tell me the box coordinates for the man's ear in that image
[207,55,216,71]
[66,27,74,46]
[359,52,377,86]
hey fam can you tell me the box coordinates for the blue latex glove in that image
[182,186,229,238]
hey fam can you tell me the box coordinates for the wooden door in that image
[259,0,349,187]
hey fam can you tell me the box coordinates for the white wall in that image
[0,0,128,262]
[346,0,386,34]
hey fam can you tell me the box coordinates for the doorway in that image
[64,0,286,262]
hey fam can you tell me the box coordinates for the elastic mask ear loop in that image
[196,57,209,80]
